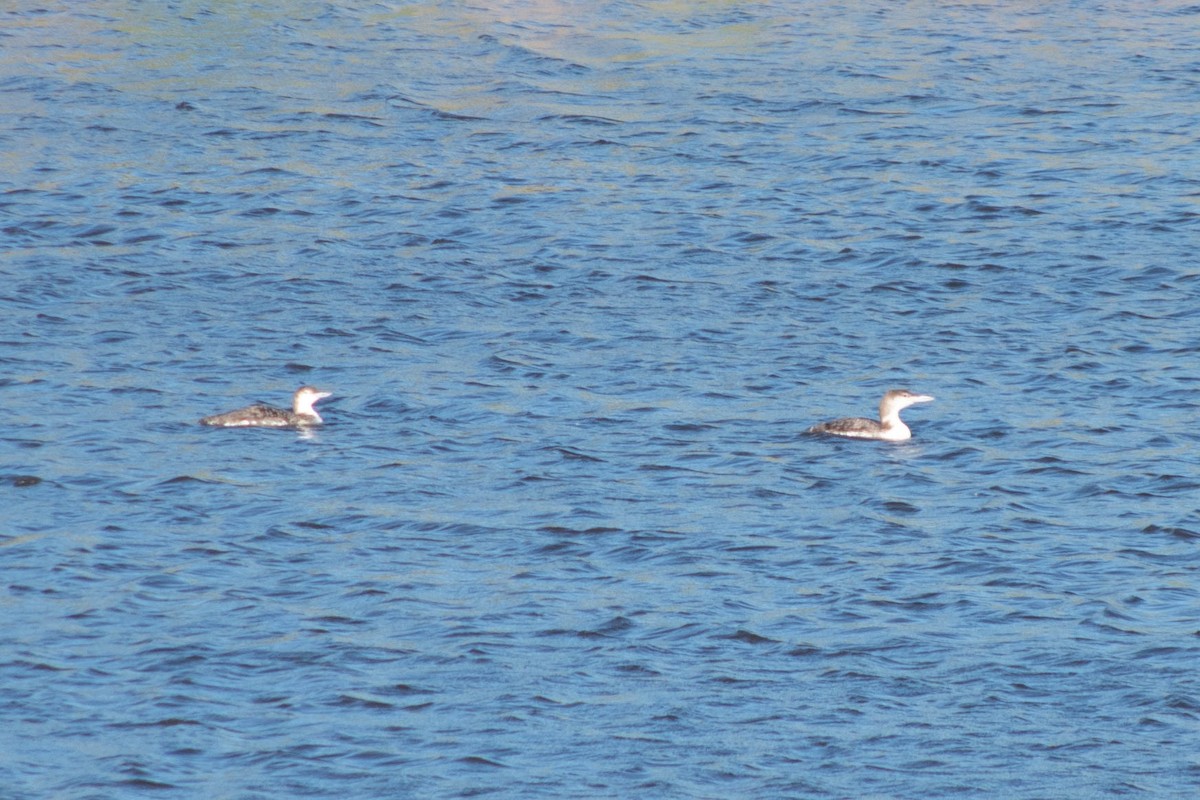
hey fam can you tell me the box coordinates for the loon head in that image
[879,388,934,419]
[293,386,332,416]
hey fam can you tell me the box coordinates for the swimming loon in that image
[200,386,332,428]
[808,389,933,441]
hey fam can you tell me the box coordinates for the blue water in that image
[3,2,1200,797]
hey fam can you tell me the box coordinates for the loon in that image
[200,386,332,428]
[808,388,933,441]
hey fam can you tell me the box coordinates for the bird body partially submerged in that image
[809,389,933,441]
[200,386,332,428]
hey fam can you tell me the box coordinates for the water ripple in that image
[3,2,1200,798]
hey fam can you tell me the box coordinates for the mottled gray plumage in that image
[200,386,332,428]
[808,388,933,441]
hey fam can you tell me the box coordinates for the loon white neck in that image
[875,389,934,441]
[877,412,912,441]
[292,387,331,422]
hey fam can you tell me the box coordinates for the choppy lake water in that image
[3,2,1200,797]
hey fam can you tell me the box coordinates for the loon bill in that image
[808,388,933,441]
[200,386,332,428]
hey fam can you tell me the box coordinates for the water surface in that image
[3,2,1200,798]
